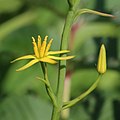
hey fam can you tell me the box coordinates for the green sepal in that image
[75,8,114,19]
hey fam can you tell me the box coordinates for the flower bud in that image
[97,44,107,74]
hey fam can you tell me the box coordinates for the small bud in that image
[97,44,107,74]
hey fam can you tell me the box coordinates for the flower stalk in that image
[51,11,76,120]
[53,6,77,120]
[40,62,57,106]
[62,74,102,109]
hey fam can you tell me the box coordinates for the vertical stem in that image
[56,0,81,107]
[41,63,57,106]
[51,10,75,120]
[51,106,60,120]
[57,10,75,108]
[51,0,81,119]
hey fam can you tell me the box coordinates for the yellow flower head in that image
[97,44,107,74]
[11,35,74,71]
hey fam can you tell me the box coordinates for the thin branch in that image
[62,74,102,110]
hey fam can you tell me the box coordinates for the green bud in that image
[97,44,107,74]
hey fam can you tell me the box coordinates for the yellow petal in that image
[32,37,39,58]
[38,35,41,50]
[45,39,53,56]
[97,44,106,74]
[16,59,39,71]
[11,55,36,63]
[40,57,57,64]
[47,50,70,55]
[48,56,75,60]
[40,36,48,57]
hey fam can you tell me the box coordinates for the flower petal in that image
[32,37,39,58]
[38,35,41,50]
[16,59,39,71]
[45,39,53,56]
[48,56,75,60]
[11,55,36,63]
[40,36,48,57]
[47,50,70,55]
[40,57,57,64]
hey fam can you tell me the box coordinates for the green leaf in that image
[0,11,38,40]
[118,38,120,60]
[98,70,120,92]
[69,103,91,120]
[71,69,97,97]
[0,0,22,13]
[0,95,52,120]
[98,98,114,120]
[2,61,43,95]
[106,0,120,10]
[2,60,58,98]
[73,38,96,58]
[73,22,118,51]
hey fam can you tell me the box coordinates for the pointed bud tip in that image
[101,44,105,50]
[97,44,107,74]
[101,44,105,47]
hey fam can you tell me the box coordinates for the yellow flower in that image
[11,35,74,71]
[97,44,107,74]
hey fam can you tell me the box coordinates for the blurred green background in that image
[0,0,120,120]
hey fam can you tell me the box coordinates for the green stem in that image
[51,2,80,120]
[56,10,75,107]
[51,107,60,120]
[41,63,57,107]
[63,74,102,109]
[51,0,81,119]
[51,9,75,120]
[37,77,50,86]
